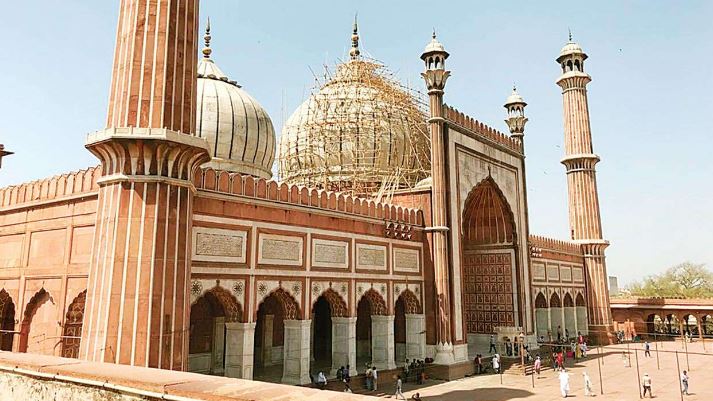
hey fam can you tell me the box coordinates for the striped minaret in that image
[80,0,209,370]
[556,34,613,342]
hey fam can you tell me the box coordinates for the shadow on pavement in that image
[422,387,534,401]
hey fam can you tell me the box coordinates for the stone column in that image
[371,315,396,370]
[282,320,311,385]
[212,317,226,375]
[331,317,357,376]
[224,322,255,380]
[405,314,426,361]
[576,306,589,335]
[80,0,209,369]
[262,315,274,366]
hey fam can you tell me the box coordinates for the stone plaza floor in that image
[367,341,712,400]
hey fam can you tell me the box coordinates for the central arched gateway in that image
[461,177,520,357]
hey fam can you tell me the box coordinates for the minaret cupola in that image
[504,85,528,142]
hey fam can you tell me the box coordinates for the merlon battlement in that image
[0,166,101,208]
[443,105,522,153]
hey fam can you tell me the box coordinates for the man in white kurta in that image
[559,368,570,398]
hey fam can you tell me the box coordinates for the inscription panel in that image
[560,265,572,282]
[532,263,546,281]
[312,238,349,269]
[258,233,303,266]
[546,264,560,281]
[572,266,584,282]
[192,227,247,263]
[462,252,515,334]
[356,243,387,271]
[393,247,420,273]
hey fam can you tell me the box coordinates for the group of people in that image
[403,359,428,384]
[557,368,595,398]
[639,370,691,398]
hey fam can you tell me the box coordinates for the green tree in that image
[626,262,713,298]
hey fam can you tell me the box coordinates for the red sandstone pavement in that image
[371,342,712,401]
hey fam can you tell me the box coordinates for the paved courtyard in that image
[371,341,712,400]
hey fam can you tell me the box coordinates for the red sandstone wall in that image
[0,168,98,355]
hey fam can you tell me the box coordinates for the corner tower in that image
[81,0,209,369]
[556,34,613,340]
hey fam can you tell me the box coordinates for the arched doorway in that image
[0,290,15,351]
[61,290,86,358]
[461,177,518,357]
[647,314,665,335]
[682,314,697,336]
[253,288,301,384]
[534,292,548,340]
[188,286,243,375]
[393,289,423,363]
[702,315,713,336]
[311,288,348,376]
[563,293,576,338]
[575,293,588,336]
[550,293,563,341]
[665,314,679,335]
[20,288,56,354]
[356,289,388,368]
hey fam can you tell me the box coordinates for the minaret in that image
[81,0,209,369]
[556,34,613,341]
[421,32,454,364]
[504,85,528,144]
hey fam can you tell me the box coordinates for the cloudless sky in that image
[0,1,711,286]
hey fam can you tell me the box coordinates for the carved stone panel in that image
[192,227,247,263]
[546,264,560,281]
[532,262,546,281]
[393,247,420,273]
[560,265,572,282]
[311,238,349,269]
[572,266,584,282]
[258,233,303,266]
[356,243,387,271]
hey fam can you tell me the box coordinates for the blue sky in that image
[0,1,711,285]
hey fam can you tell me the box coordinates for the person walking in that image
[681,370,689,395]
[365,366,373,391]
[534,355,542,377]
[489,334,497,353]
[492,353,500,374]
[559,368,570,398]
[475,354,483,374]
[583,372,594,397]
[394,375,407,400]
[644,341,651,357]
[642,373,652,398]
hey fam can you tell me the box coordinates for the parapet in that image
[443,105,522,153]
[529,234,583,256]
[0,166,101,209]
[193,167,425,228]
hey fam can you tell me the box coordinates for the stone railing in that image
[0,351,374,401]
[529,235,583,256]
[0,166,101,208]
[194,167,424,227]
[443,105,522,153]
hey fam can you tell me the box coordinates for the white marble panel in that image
[192,227,247,263]
[356,243,387,271]
[311,238,349,269]
[393,247,420,273]
[258,233,303,266]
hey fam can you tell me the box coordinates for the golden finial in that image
[568,28,573,42]
[202,18,212,59]
[349,14,360,60]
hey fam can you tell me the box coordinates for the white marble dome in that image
[196,48,275,178]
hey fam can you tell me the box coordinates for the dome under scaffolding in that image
[277,21,431,200]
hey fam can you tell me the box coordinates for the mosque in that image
[0,0,612,385]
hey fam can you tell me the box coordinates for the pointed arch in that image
[462,176,516,245]
[396,289,422,314]
[0,289,15,351]
[535,292,548,309]
[61,290,86,358]
[315,288,348,318]
[203,286,243,323]
[264,288,301,320]
[19,288,53,353]
[575,293,586,307]
[358,289,387,316]
[550,292,561,308]
[563,292,574,308]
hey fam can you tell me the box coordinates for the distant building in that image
[609,276,620,297]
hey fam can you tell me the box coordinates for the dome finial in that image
[432,28,436,39]
[513,82,517,93]
[202,18,212,59]
[350,13,360,60]
[568,27,573,42]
